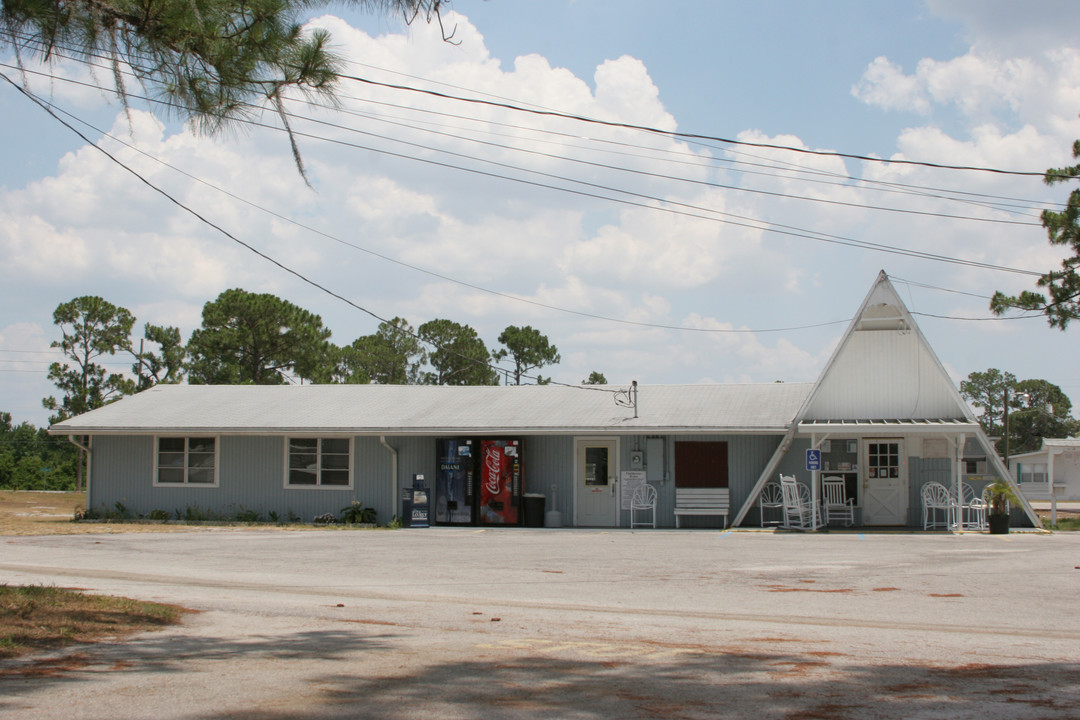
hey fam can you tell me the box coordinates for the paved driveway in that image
[2,528,1079,719]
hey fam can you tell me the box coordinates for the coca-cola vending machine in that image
[479,439,522,525]
[435,438,475,525]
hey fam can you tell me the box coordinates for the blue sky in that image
[1,0,1079,427]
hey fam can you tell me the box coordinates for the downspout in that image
[380,436,398,517]
[67,435,91,511]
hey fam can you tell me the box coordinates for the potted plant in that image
[985,479,1020,535]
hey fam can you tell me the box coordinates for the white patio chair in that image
[758,482,784,526]
[822,476,855,527]
[921,482,953,530]
[630,483,657,529]
[780,474,814,530]
[961,482,987,531]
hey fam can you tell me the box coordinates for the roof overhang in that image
[52,425,795,437]
[797,419,979,436]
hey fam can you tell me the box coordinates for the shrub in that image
[313,512,340,525]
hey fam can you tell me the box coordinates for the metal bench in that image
[673,487,729,528]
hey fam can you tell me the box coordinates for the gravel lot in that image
[2,527,1079,719]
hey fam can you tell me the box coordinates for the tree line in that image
[0,290,609,491]
[960,368,1079,457]
[43,289,585,422]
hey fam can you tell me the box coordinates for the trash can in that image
[523,493,545,528]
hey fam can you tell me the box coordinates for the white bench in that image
[674,487,729,528]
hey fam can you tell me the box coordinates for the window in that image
[287,438,352,488]
[1019,463,1048,484]
[674,441,729,488]
[156,437,217,485]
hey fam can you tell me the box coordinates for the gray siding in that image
[623,434,787,529]
[523,436,574,521]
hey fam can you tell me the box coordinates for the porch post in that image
[953,433,965,531]
[811,433,821,529]
[1048,449,1058,526]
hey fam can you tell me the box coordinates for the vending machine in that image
[435,439,475,525]
[478,439,522,525]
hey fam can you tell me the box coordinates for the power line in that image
[0,71,620,394]
[0,56,1055,332]
[7,58,1046,292]
[3,54,1049,230]
[337,72,1065,179]
[282,92,1042,226]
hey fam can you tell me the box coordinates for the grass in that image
[0,584,184,661]
[1041,515,1080,531]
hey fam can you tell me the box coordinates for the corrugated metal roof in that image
[1042,438,1080,449]
[49,382,814,435]
[798,418,978,434]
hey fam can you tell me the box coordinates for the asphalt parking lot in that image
[2,527,1079,719]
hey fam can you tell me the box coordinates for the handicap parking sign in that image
[806,449,821,471]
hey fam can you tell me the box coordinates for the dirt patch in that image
[0,584,186,664]
[0,491,300,536]
[0,491,196,536]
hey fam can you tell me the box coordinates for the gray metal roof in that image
[49,382,813,436]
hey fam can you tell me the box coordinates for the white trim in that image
[283,436,355,490]
[152,435,220,488]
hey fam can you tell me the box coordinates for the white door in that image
[575,438,618,527]
[862,439,908,525]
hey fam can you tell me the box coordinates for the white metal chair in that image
[630,483,657,528]
[921,482,953,530]
[780,474,814,529]
[960,482,987,531]
[822,476,855,527]
[758,482,784,526]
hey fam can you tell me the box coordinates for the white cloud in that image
[852,57,931,114]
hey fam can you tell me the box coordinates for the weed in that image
[232,507,263,523]
[147,509,170,521]
[340,501,377,525]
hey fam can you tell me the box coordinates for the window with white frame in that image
[286,438,352,487]
[156,437,217,485]
[1019,463,1048,484]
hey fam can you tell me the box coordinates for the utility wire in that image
[1,60,1048,282]
[0,70,620,393]
[34,88,860,335]
[337,72,1066,179]
[1,41,1063,221]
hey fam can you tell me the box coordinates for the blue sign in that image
[806,449,822,471]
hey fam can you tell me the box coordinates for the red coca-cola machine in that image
[478,439,523,525]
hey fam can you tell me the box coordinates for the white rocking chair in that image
[630,483,657,529]
[822,476,855,527]
[780,474,814,530]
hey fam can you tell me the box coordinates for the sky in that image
[2,0,1080,428]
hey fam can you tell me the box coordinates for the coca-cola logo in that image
[484,447,501,495]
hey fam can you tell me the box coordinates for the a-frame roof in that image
[795,270,979,428]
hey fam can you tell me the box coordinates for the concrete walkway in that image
[2,528,1079,719]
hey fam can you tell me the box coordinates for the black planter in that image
[988,514,1010,535]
